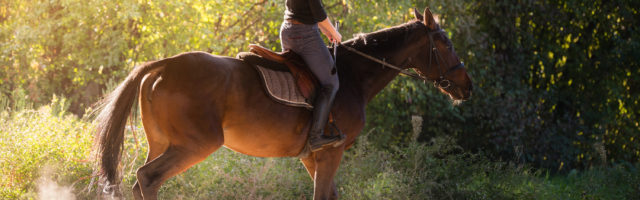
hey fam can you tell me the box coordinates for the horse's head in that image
[411,8,472,101]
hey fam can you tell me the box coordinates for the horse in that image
[94,7,472,200]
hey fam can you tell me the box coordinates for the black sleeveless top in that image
[284,0,327,24]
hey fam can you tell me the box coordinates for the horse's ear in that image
[423,7,437,29]
[413,8,424,21]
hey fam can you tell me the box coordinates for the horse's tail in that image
[93,59,166,192]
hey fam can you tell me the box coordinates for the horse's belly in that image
[220,62,312,157]
[221,126,308,158]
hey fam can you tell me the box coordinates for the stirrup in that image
[309,122,346,152]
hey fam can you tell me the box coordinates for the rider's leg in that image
[280,21,342,151]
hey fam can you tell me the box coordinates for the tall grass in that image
[1,101,639,199]
[0,103,92,199]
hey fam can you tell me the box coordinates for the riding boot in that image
[309,85,343,152]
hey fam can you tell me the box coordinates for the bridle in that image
[338,28,465,90]
[426,29,465,89]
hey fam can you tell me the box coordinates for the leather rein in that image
[337,28,465,89]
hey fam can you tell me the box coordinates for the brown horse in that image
[94,8,472,200]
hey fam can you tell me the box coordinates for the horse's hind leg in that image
[132,73,171,200]
[136,143,221,199]
[135,99,224,200]
[132,119,169,199]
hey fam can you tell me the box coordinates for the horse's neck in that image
[360,65,401,103]
[345,34,422,103]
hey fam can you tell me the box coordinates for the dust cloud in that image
[37,167,76,200]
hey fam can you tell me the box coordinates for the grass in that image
[0,105,93,199]
[1,104,639,199]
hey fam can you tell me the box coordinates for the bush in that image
[2,101,639,199]
[365,0,640,171]
[0,105,93,199]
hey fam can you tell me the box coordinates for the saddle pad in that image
[254,64,313,109]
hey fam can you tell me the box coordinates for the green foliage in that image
[153,149,312,199]
[1,0,137,114]
[459,0,640,170]
[2,0,639,199]
[0,0,461,116]
[1,0,638,179]
[0,0,287,115]
[0,105,93,199]
[2,105,638,199]
[546,166,640,200]
[364,0,640,171]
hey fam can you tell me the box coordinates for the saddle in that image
[237,44,345,155]
[238,44,318,102]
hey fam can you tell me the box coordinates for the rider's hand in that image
[326,30,342,44]
[318,17,342,44]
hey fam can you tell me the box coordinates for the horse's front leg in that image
[308,146,344,200]
[301,155,338,199]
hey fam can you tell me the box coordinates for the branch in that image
[215,0,268,41]
[220,17,262,55]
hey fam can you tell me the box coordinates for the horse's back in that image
[158,51,239,86]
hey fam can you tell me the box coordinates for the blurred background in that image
[1,0,638,199]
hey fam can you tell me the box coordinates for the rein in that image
[339,44,427,80]
[337,28,465,89]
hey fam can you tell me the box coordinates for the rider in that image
[280,0,343,151]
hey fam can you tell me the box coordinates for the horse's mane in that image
[342,20,426,53]
[335,20,427,87]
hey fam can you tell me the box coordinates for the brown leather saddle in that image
[237,44,345,155]
[237,44,318,100]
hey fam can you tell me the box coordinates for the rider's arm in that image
[317,17,342,43]
[308,0,341,43]
[308,0,328,22]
